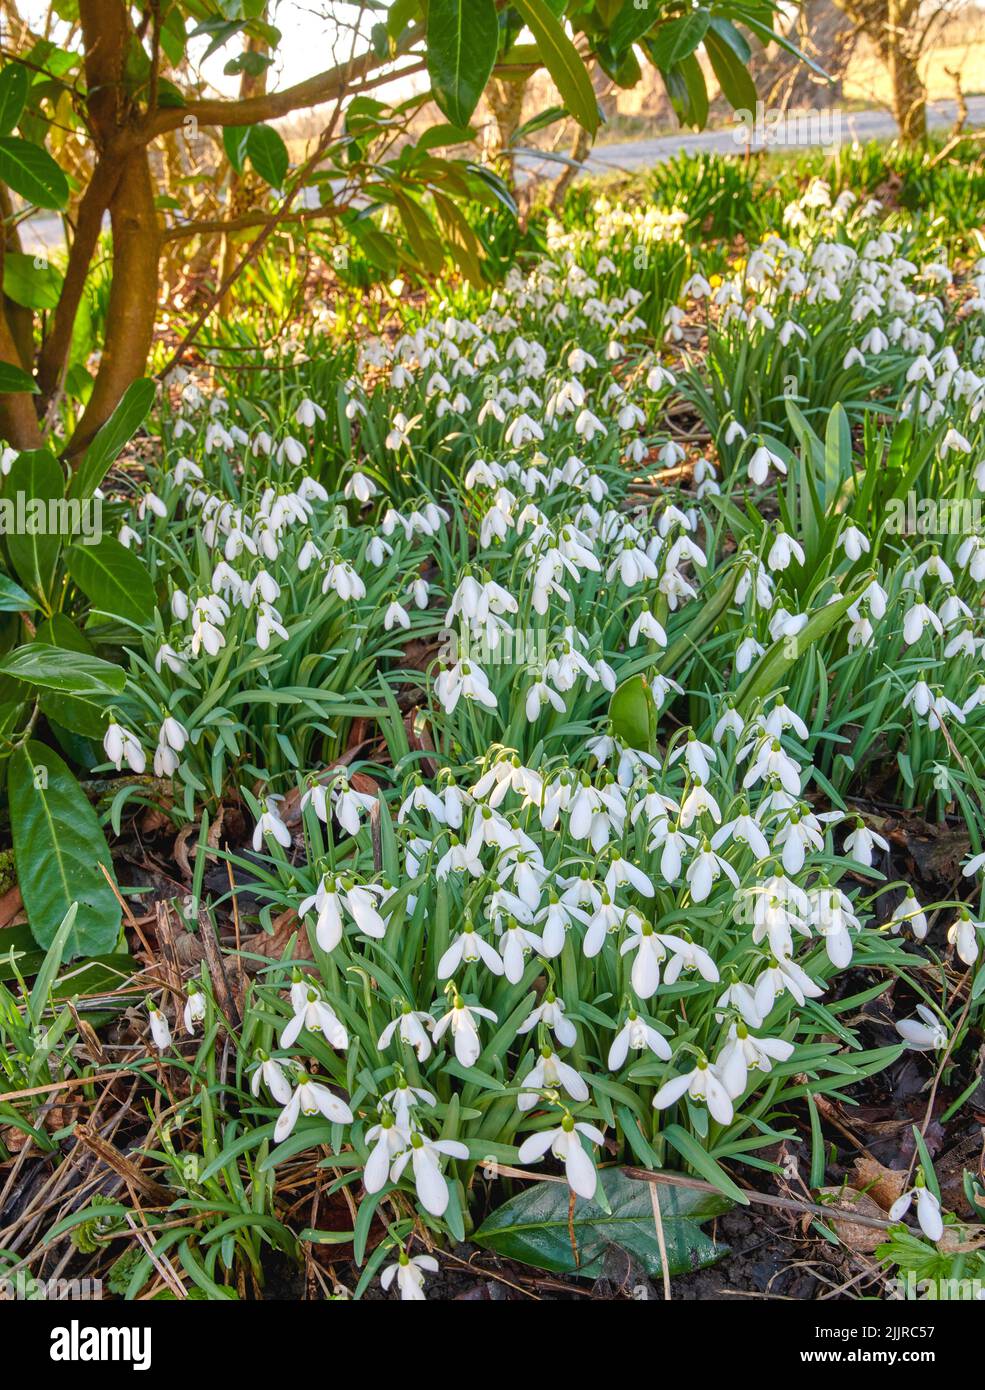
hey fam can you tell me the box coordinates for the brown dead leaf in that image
[174,806,225,880]
[811,1187,887,1252]
[0,885,23,929]
[851,1155,909,1211]
[241,908,314,968]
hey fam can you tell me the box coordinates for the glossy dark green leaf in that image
[511,0,600,135]
[703,28,756,114]
[0,134,69,208]
[64,535,155,626]
[648,10,709,70]
[9,740,122,956]
[69,377,155,502]
[247,123,289,188]
[474,1167,729,1278]
[1,448,64,607]
[0,63,29,136]
[0,641,126,697]
[0,573,34,611]
[0,360,39,394]
[2,250,63,310]
[427,0,498,128]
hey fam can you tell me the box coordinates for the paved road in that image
[16,98,985,256]
[513,96,985,179]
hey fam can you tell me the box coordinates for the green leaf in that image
[648,11,709,70]
[511,0,600,135]
[64,535,155,626]
[427,0,498,129]
[246,124,288,188]
[473,1166,729,1277]
[662,1125,750,1204]
[0,360,39,394]
[703,28,756,114]
[610,0,660,51]
[0,573,33,611]
[1,448,64,607]
[609,672,654,748]
[0,641,126,697]
[0,63,29,136]
[69,377,155,502]
[9,741,122,957]
[2,250,64,310]
[734,585,866,715]
[0,134,69,209]
[223,124,251,174]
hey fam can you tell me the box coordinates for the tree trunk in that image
[0,266,43,448]
[888,0,927,143]
[66,150,159,457]
[64,0,160,458]
[482,76,527,185]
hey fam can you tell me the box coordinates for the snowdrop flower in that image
[619,922,667,999]
[378,1005,434,1062]
[438,921,504,979]
[281,982,349,1050]
[274,1073,353,1142]
[889,1174,944,1243]
[104,722,146,774]
[947,909,982,966]
[902,602,943,645]
[182,988,206,1035]
[391,1132,468,1217]
[767,532,805,571]
[659,933,720,984]
[686,841,739,903]
[607,1010,672,1069]
[896,1004,948,1052]
[341,469,377,504]
[754,954,824,1015]
[148,1002,171,1052]
[653,1057,733,1125]
[431,995,496,1066]
[363,1112,408,1193]
[253,796,291,850]
[717,1023,794,1097]
[842,819,889,867]
[517,1115,605,1200]
[747,443,787,486]
[889,889,928,940]
[155,643,186,675]
[839,525,870,561]
[518,1049,589,1111]
[516,993,577,1048]
[251,1054,293,1104]
[380,1251,439,1301]
[295,398,326,428]
[715,980,764,1029]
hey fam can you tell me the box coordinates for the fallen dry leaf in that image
[851,1155,909,1211]
[810,1187,888,1252]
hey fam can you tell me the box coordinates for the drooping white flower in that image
[517,1115,605,1200]
[380,1251,439,1301]
[431,995,497,1066]
[274,1073,353,1142]
[390,1132,469,1216]
[889,1176,944,1243]
[653,1058,734,1125]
